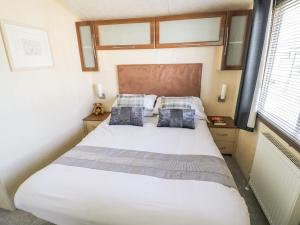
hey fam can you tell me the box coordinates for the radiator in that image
[250,133,300,225]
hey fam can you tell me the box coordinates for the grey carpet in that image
[224,156,269,225]
[0,156,269,225]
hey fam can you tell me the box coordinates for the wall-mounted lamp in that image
[218,84,227,102]
[95,83,106,99]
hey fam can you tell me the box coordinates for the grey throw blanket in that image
[53,146,237,189]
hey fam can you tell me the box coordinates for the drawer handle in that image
[216,133,228,136]
[219,146,226,150]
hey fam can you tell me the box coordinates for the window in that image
[258,0,300,147]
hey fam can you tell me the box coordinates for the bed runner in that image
[53,145,237,189]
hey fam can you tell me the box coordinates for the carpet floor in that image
[0,156,269,225]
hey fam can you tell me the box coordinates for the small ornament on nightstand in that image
[92,103,105,116]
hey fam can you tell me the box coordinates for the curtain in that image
[247,0,274,128]
[234,0,273,131]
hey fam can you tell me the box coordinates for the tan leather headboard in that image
[117,64,202,97]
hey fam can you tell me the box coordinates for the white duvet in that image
[15,117,250,225]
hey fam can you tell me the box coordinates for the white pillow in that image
[143,94,157,110]
[144,109,154,117]
[153,96,206,120]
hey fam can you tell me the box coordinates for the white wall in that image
[0,0,94,209]
[94,47,242,117]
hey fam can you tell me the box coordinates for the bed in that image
[14,64,250,225]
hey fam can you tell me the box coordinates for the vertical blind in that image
[258,0,300,147]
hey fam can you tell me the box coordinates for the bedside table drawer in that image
[86,121,101,133]
[210,128,237,142]
[215,141,235,154]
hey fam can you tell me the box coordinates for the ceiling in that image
[59,0,253,20]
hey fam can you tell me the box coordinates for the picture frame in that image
[0,21,54,71]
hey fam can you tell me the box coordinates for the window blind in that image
[258,0,300,147]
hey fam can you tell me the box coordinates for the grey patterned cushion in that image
[161,96,193,109]
[117,94,144,107]
[157,108,195,129]
[109,107,143,126]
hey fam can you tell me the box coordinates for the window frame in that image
[257,0,300,152]
[257,114,300,151]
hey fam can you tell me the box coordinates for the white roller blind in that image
[258,0,300,147]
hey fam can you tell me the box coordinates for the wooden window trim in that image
[257,113,300,152]
[94,18,155,50]
[75,21,99,71]
[221,10,252,70]
[155,12,227,49]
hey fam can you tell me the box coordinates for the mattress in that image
[14,117,250,225]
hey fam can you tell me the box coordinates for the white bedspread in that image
[14,117,250,225]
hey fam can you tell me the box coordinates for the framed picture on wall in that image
[0,21,53,71]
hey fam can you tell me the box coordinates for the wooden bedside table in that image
[207,116,238,155]
[83,112,110,136]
